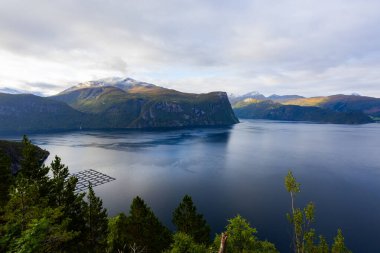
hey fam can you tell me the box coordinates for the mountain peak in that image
[60,77,156,94]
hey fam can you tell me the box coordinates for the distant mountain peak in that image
[243,91,265,97]
[60,77,156,94]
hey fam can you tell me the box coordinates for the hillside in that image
[233,100,374,124]
[0,93,88,133]
[0,139,49,173]
[51,77,239,128]
[283,95,380,118]
[0,78,238,133]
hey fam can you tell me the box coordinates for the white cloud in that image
[0,0,380,97]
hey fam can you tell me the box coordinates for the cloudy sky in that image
[1,0,380,97]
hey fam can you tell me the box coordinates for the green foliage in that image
[164,232,208,253]
[0,151,12,207]
[233,99,374,124]
[125,196,172,252]
[84,184,109,253]
[332,229,351,253]
[317,235,329,253]
[172,195,211,244]
[285,171,351,253]
[213,214,278,253]
[20,136,49,183]
[285,171,301,196]
[8,207,77,253]
[107,213,128,253]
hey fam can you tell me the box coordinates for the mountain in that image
[267,94,304,103]
[233,100,374,124]
[0,139,49,173]
[60,77,156,94]
[0,78,238,133]
[229,91,266,104]
[283,94,380,118]
[229,92,304,104]
[52,77,238,128]
[0,93,88,133]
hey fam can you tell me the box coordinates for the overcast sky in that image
[0,0,380,97]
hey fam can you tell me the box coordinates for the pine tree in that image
[84,184,108,253]
[8,207,77,253]
[125,196,172,252]
[20,136,48,180]
[172,195,211,244]
[48,156,88,252]
[107,213,129,253]
[0,151,12,207]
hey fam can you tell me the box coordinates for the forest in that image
[0,137,351,253]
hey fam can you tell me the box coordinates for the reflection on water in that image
[2,120,380,252]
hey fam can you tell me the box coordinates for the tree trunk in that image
[218,233,228,253]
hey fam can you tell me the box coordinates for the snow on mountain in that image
[60,77,156,94]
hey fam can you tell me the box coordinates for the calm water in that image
[4,120,380,252]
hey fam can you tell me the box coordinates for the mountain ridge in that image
[0,77,238,133]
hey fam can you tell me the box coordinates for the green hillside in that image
[52,84,239,128]
[0,93,88,133]
[0,139,49,173]
[0,78,238,133]
[233,100,374,124]
[284,94,380,117]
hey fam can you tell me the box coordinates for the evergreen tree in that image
[0,151,12,207]
[172,195,211,244]
[125,196,172,252]
[331,229,351,253]
[84,184,108,253]
[8,207,77,253]
[107,213,129,253]
[20,136,49,181]
[48,156,88,252]
[1,177,46,250]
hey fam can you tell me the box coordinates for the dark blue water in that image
[4,120,380,252]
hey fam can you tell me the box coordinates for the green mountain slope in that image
[51,78,238,128]
[284,95,380,117]
[0,139,49,173]
[0,93,87,133]
[0,78,238,133]
[233,100,374,124]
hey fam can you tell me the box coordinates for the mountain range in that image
[0,77,238,133]
[231,92,379,124]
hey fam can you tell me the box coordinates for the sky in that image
[0,0,380,97]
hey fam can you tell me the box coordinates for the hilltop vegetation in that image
[0,138,351,252]
[0,78,238,133]
[231,93,378,124]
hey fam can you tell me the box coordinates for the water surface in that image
[4,120,380,252]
